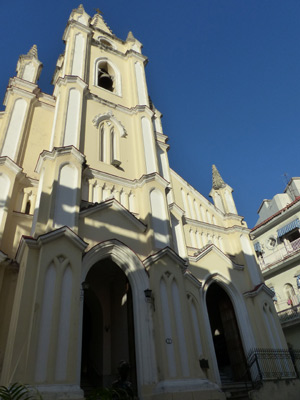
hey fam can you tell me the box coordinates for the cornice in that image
[4,85,38,104]
[169,202,185,218]
[87,91,154,118]
[243,283,273,299]
[183,216,249,235]
[87,168,169,190]
[17,226,88,262]
[155,131,169,145]
[80,197,146,232]
[55,75,88,91]
[188,243,244,271]
[0,156,23,176]
[143,246,187,271]
[35,146,85,173]
[170,168,218,211]
[125,49,148,64]
[63,19,93,40]
[251,200,300,237]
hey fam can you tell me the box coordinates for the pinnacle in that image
[27,45,38,58]
[126,31,135,41]
[212,164,226,190]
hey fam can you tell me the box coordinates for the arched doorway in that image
[206,283,248,382]
[80,257,137,393]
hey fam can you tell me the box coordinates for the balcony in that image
[258,237,300,271]
[277,304,300,327]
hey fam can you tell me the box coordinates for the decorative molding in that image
[86,168,169,190]
[169,202,185,218]
[80,197,147,232]
[143,246,187,272]
[0,156,23,176]
[35,145,85,173]
[189,243,244,271]
[92,111,127,137]
[16,226,88,262]
[243,283,274,299]
[184,216,249,234]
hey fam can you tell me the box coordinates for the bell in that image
[98,70,113,91]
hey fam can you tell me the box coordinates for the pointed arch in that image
[82,240,157,390]
[201,273,256,383]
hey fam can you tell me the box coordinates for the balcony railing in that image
[277,305,300,325]
[247,348,298,381]
[258,237,300,271]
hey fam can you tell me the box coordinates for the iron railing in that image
[258,238,300,271]
[277,305,300,325]
[247,348,298,382]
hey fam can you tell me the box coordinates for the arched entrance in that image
[206,283,248,382]
[80,257,137,393]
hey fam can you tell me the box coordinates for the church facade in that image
[0,5,298,400]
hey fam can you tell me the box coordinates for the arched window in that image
[99,122,121,166]
[284,283,296,306]
[25,200,31,215]
[100,124,105,162]
[95,59,121,96]
[97,61,113,91]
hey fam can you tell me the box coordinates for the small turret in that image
[126,31,142,53]
[209,165,237,215]
[16,45,43,84]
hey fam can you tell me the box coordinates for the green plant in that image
[0,383,41,400]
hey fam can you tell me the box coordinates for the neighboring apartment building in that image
[251,178,300,349]
[0,5,299,400]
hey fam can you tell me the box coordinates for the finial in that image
[27,45,38,58]
[212,164,226,190]
[78,4,84,11]
[126,31,135,41]
[94,8,102,15]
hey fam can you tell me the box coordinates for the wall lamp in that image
[144,289,155,310]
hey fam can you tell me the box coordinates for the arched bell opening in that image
[80,257,137,395]
[97,61,114,92]
[206,282,248,383]
[25,200,31,214]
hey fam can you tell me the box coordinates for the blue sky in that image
[1,1,300,227]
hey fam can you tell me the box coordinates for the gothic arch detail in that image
[82,240,157,389]
[93,112,126,166]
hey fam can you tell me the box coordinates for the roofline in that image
[251,196,300,232]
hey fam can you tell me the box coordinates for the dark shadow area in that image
[81,258,137,396]
[206,282,248,383]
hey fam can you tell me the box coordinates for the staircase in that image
[221,373,252,400]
